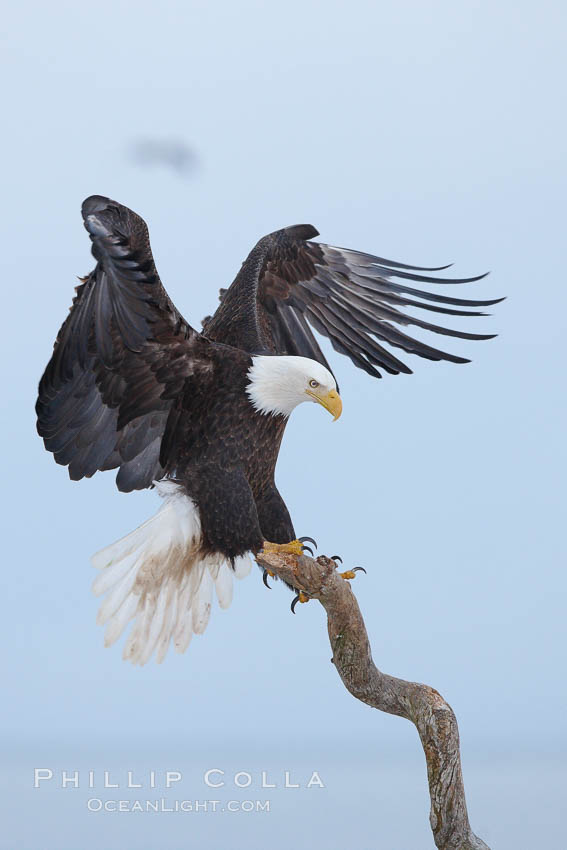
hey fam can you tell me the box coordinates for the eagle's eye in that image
[309,379,319,389]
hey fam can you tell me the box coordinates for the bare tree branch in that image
[257,551,490,850]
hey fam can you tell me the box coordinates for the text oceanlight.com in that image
[86,798,271,813]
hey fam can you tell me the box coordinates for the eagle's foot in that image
[290,591,310,614]
[262,569,275,589]
[330,556,367,580]
[261,537,316,557]
[338,566,367,581]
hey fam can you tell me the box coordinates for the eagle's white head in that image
[246,355,342,420]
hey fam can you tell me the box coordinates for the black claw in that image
[290,594,300,614]
[301,545,314,556]
[331,555,343,564]
[298,536,317,549]
[262,570,271,589]
[352,566,367,575]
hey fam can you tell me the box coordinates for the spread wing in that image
[202,225,502,382]
[36,196,211,492]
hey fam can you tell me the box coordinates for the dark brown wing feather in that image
[203,226,502,383]
[36,196,211,492]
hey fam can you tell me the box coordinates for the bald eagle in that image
[36,196,499,664]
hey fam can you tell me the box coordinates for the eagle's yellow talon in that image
[262,539,305,557]
[291,590,310,613]
[339,570,357,580]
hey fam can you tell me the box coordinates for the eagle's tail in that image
[91,480,252,665]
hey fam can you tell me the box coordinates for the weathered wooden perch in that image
[257,551,490,850]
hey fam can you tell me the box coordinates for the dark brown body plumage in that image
[162,345,293,558]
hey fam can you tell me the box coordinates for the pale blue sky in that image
[2,1,565,848]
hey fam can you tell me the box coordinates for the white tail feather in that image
[214,561,234,609]
[91,481,252,665]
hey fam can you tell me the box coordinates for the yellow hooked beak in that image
[306,388,343,421]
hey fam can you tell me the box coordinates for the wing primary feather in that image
[328,283,498,342]
[304,304,383,377]
[322,245,456,272]
[315,300,413,374]
[337,271,504,310]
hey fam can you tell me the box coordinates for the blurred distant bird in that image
[128,138,196,175]
[36,196,501,664]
